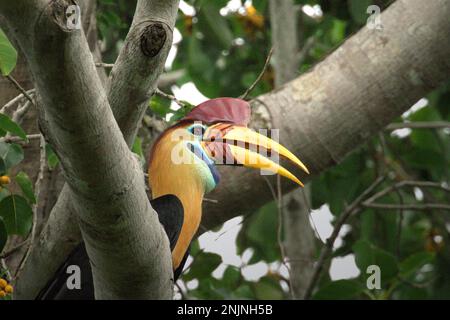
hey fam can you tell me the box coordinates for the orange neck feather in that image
[148,130,206,269]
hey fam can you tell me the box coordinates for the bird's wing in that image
[36,243,93,300]
[151,194,184,252]
[36,195,184,300]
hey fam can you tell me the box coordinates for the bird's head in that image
[148,98,309,199]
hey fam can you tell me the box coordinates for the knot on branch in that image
[249,99,273,130]
[140,23,167,58]
[49,0,80,32]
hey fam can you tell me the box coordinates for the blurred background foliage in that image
[1,0,448,300]
[95,0,449,300]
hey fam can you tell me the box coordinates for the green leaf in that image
[132,136,143,157]
[0,195,33,236]
[221,266,241,290]
[360,210,375,240]
[15,171,36,204]
[330,19,346,44]
[0,142,24,170]
[252,276,284,300]
[232,284,254,299]
[0,113,27,141]
[0,29,17,76]
[169,104,195,124]
[45,144,59,169]
[187,31,219,97]
[0,186,8,202]
[189,239,201,256]
[353,240,398,282]
[237,201,280,264]
[252,0,268,13]
[313,279,365,300]
[149,95,171,118]
[348,0,372,25]
[399,252,435,279]
[197,1,234,50]
[0,218,7,254]
[183,251,222,281]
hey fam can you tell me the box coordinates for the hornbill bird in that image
[38,98,309,299]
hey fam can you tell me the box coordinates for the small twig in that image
[240,47,274,100]
[0,239,30,259]
[14,136,46,280]
[397,274,437,289]
[393,187,404,257]
[5,75,34,106]
[203,198,218,204]
[303,176,386,300]
[262,176,294,298]
[386,121,450,131]
[364,181,450,205]
[12,99,33,124]
[95,62,115,68]
[297,36,316,66]
[158,69,186,89]
[1,259,12,282]
[0,89,36,115]
[362,203,450,211]
[377,133,388,176]
[362,180,450,212]
[276,175,295,299]
[0,133,41,144]
[155,88,191,109]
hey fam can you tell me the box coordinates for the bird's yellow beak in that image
[202,124,309,187]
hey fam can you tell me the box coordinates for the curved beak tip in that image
[205,124,309,187]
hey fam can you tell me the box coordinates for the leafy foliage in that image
[313,279,365,300]
[0,30,36,282]
[0,28,17,76]
[0,112,35,287]
[0,195,33,236]
[0,113,27,141]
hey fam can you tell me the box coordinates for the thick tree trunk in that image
[0,0,179,299]
[5,0,450,299]
[0,0,104,273]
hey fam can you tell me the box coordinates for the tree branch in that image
[362,203,450,211]
[14,136,46,280]
[240,47,274,100]
[155,88,191,109]
[0,89,35,114]
[386,121,450,130]
[107,0,180,146]
[1,0,173,299]
[5,75,35,106]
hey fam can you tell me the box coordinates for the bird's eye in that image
[187,124,206,138]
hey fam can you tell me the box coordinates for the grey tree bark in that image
[0,0,105,273]
[269,0,316,299]
[4,0,450,300]
[0,0,179,299]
